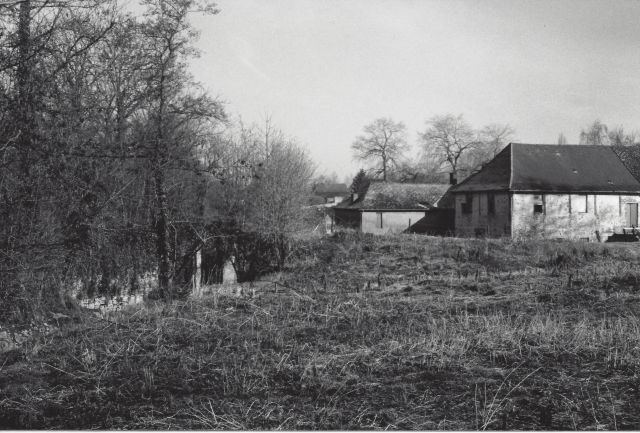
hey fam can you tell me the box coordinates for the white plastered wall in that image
[512,193,640,240]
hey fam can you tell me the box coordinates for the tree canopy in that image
[351,117,409,181]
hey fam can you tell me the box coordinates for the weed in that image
[475,365,542,430]
[2,235,640,428]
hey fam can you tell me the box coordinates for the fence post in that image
[192,249,202,296]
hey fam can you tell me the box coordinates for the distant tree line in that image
[351,114,514,184]
[573,120,639,147]
[352,117,640,187]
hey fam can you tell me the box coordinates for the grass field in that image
[2,233,640,429]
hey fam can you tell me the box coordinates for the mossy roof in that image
[335,182,451,210]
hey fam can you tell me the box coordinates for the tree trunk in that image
[17,0,33,172]
[153,60,171,298]
[154,161,171,297]
[382,154,387,181]
[17,0,31,123]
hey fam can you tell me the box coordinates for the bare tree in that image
[390,159,445,183]
[351,117,409,181]
[557,133,568,145]
[139,0,224,298]
[478,124,514,158]
[608,126,638,147]
[203,120,314,276]
[419,114,476,181]
[0,0,121,318]
[464,123,515,172]
[0,0,235,316]
[579,121,640,147]
[249,138,315,268]
[580,120,611,146]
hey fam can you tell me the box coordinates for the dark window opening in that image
[533,194,544,215]
[487,193,495,215]
[376,212,383,228]
[461,194,473,214]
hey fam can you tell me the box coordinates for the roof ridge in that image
[510,142,611,148]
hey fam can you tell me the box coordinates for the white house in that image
[450,143,640,240]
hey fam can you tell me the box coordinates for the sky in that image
[180,0,640,179]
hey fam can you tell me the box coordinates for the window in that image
[461,194,473,214]
[625,203,638,227]
[376,212,383,228]
[533,195,544,214]
[487,193,495,215]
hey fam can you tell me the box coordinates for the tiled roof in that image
[314,183,349,197]
[612,144,640,183]
[335,182,450,210]
[451,143,640,193]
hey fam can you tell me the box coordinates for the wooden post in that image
[192,249,202,296]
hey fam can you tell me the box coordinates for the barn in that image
[450,143,640,240]
[333,182,453,235]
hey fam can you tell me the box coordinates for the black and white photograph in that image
[2,0,640,429]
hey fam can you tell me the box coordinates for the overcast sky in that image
[184,0,640,179]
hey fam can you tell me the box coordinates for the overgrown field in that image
[3,234,640,429]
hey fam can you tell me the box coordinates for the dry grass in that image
[2,233,640,429]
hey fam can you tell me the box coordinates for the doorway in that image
[625,203,638,227]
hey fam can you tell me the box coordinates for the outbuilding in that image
[333,182,453,235]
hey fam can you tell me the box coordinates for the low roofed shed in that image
[335,182,451,210]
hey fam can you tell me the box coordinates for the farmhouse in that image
[333,182,453,235]
[450,143,640,240]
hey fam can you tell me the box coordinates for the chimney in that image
[449,172,457,185]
